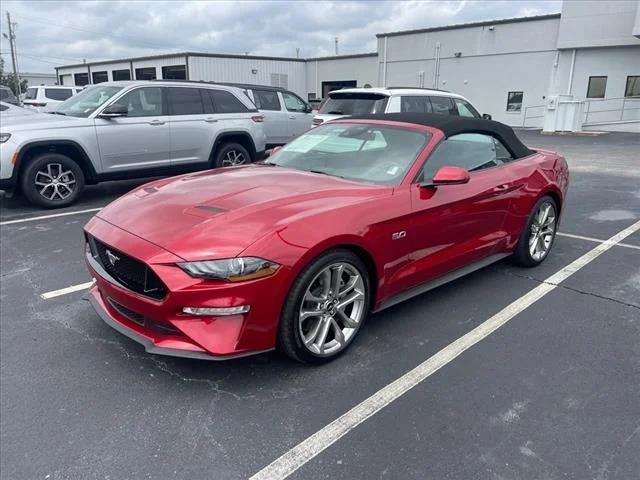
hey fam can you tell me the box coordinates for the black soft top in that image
[346,112,533,159]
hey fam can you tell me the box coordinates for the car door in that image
[428,96,457,116]
[167,86,216,166]
[401,133,519,290]
[95,86,170,172]
[252,89,288,145]
[282,91,313,139]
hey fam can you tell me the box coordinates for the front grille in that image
[87,235,167,300]
[108,298,181,336]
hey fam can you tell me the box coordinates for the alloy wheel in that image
[529,201,556,261]
[222,150,246,166]
[298,262,366,356]
[34,163,77,201]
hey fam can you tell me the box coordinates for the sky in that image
[0,0,561,74]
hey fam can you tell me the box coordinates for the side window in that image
[25,88,38,100]
[44,89,73,101]
[419,133,508,182]
[283,92,307,112]
[400,96,432,113]
[429,96,456,115]
[167,87,204,115]
[208,89,250,113]
[253,89,281,111]
[115,87,163,117]
[454,98,480,118]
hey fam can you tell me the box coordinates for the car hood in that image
[2,112,91,131]
[96,165,391,261]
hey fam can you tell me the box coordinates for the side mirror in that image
[421,166,470,187]
[265,146,282,158]
[99,104,128,118]
[304,104,313,114]
[482,113,492,120]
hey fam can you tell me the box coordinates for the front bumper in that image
[0,140,18,192]
[85,216,288,360]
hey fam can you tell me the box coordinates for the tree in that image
[0,57,28,96]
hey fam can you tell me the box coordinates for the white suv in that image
[23,85,83,112]
[313,87,489,126]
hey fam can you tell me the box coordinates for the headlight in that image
[178,257,279,282]
[0,133,11,143]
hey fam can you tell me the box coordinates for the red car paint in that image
[84,119,569,359]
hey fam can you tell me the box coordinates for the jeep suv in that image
[0,81,266,208]
[23,85,82,112]
[312,87,489,127]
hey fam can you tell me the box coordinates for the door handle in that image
[148,120,165,126]
[288,115,296,119]
[494,184,510,191]
[204,118,218,123]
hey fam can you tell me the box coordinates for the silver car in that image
[0,81,267,208]
[225,84,313,146]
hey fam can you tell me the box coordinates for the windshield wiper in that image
[48,111,66,115]
[327,110,343,115]
[309,169,344,179]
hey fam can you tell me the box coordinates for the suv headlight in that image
[0,133,11,143]
[178,257,279,282]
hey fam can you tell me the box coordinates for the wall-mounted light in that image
[251,69,258,74]
[454,52,462,58]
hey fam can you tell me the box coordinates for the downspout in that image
[129,60,134,80]
[315,60,319,98]
[87,64,92,85]
[433,42,441,89]
[382,35,388,87]
[185,53,190,80]
[566,49,576,95]
[54,66,59,85]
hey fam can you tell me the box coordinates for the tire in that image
[21,153,85,208]
[277,249,370,364]
[213,143,251,168]
[513,195,558,267]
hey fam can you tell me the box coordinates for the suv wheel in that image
[21,153,85,208]
[214,143,251,168]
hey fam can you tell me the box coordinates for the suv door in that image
[282,91,312,139]
[428,96,457,116]
[167,87,216,166]
[405,133,517,289]
[95,86,170,172]
[251,89,288,145]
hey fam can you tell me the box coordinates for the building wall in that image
[557,0,640,49]
[21,73,57,86]
[305,55,378,99]
[189,56,307,97]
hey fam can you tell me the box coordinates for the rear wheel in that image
[513,195,558,267]
[21,153,85,208]
[213,143,251,168]
[278,249,370,364]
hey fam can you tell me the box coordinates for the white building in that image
[56,0,640,131]
[21,72,57,87]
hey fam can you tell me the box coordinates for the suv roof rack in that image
[386,86,450,93]
[149,79,286,92]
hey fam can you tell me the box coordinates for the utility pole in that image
[334,37,339,55]
[4,12,22,102]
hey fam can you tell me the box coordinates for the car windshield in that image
[318,93,388,115]
[55,85,123,117]
[269,123,430,185]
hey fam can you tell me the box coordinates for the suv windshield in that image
[56,85,123,117]
[269,123,430,185]
[319,93,388,115]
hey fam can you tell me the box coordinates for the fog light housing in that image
[182,306,250,316]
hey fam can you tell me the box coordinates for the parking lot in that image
[1,130,638,480]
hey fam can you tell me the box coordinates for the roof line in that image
[376,13,561,38]
[305,52,378,61]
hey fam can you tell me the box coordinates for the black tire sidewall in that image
[21,153,85,208]
[278,249,370,364]
[514,195,558,267]
[213,143,251,168]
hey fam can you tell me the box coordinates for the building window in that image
[625,76,640,98]
[506,91,523,112]
[112,69,131,81]
[270,73,288,89]
[161,65,186,80]
[92,71,108,84]
[135,67,157,81]
[74,73,89,86]
[586,76,607,99]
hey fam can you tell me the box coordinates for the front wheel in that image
[278,249,370,364]
[213,143,251,168]
[21,153,85,208]
[513,195,558,267]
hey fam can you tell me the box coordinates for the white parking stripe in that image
[40,280,95,299]
[557,232,640,251]
[0,207,102,226]
[249,219,640,480]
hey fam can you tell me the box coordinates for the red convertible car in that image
[84,113,569,363]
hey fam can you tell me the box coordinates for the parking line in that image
[0,207,102,226]
[558,232,640,251]
[40,280,95,300]
[249,219,640,480]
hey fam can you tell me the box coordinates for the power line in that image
[0,49,86,62]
